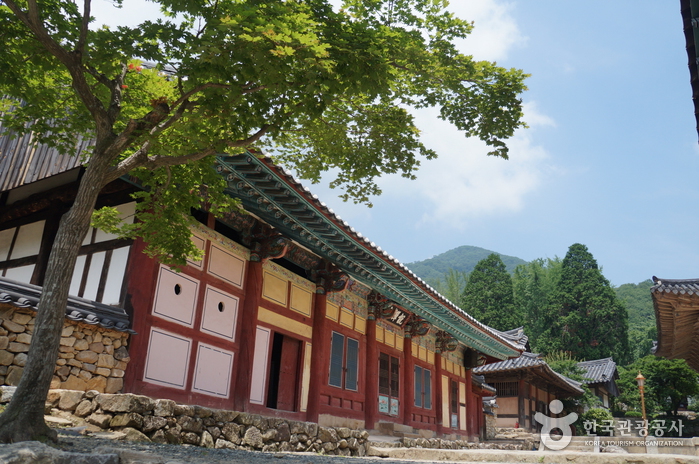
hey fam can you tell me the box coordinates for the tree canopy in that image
[0,0,527,442]
[460,253,521,331]
[538,244,630,363]
[615,280,656,362]
[512,257,561,352]
[617,356,699,417]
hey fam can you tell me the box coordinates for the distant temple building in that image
[474,351,583,432]
[576,357,619,409]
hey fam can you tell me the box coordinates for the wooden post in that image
[435,352,444,436]
[122,238,159,394]
[364,317,378,430]
[465,368,474,439]
[233,259,263,412]
[518,378,526,430]
[403,337,414,426]
[306,290,328,423]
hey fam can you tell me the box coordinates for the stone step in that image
[393,431,422,439]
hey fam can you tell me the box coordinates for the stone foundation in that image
[0,307,130,393]
[485,412,497,439]
[1,387,370,456]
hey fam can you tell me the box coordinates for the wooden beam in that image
[0,178,135,227]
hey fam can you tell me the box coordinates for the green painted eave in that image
[215,152,522,360]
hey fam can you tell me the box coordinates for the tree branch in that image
[4,0,110,137]
[76,0,91,55]
[105,124,273,183]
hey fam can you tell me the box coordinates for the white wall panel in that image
[200,286,239,340]
[69,255,86,296]
[101,246,130,305]
[207,244,245,287]
[0,229,14,261]
[250,326,271,405]
[81,251,105,301]
[187,233,205,268]
[144,328,191,389]
[192,343,234,398]
[4,265,35,283]
[94,202,136,243]
[152,265,199,327]
[11,221,44,259]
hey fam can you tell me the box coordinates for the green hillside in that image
[615,279,656,361]
[615,279,654,329]
[406,245,528,284]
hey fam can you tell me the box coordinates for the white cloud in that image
[449,0,526,61]
[522,101,556,128]
[368,101,555,229]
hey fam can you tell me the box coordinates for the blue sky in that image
[93,1,699,286]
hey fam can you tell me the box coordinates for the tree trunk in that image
[0,153,110,443]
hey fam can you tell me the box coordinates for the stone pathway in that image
[4,428,699,464]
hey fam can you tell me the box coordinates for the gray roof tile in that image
[0,276,135,334]
[651,277,699,297]
[577,357,618,384]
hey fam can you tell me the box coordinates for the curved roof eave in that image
[215,152,523,360]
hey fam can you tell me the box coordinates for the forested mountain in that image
[615,280,654,328]
[407,245,527,285]
[615,279,656,362]
[409,244,654,365]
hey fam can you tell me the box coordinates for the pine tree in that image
[546,244,630,363]
[460,253,522,331]
[512,257,561,351]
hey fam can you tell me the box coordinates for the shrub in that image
[577,408,615,436]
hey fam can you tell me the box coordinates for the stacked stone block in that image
[37,389,370,456]
[0,307,130,393]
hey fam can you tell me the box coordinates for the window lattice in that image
[492,381,519,397]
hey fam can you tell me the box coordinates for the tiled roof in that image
[472,374,496,394]
[0,102,89,192]
[473,352,584,396]
[651,277,699,296]
[492,327,529,350]
[473,352,544,373]
[0,277,135,334]
[577,358,618,384]
[217,153,526,359]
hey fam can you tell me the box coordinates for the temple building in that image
[576,357,619,409]
[0,141,525,439]
[473,351,583,431]
[651,277,699,372]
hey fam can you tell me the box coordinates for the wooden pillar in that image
[306,290,328,423]
[402,337,414,426]
[475,387,483,440]
[435,353,444,436]
[233,259,263,412]
[518,377,526,429]
[364,318,378,430]
[465,368,474,439]
[122,238,159,394]
[31,213,62,286]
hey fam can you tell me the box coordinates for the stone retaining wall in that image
[0,307,130,393]
[0,384,536,455]
[3,387,370,456]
